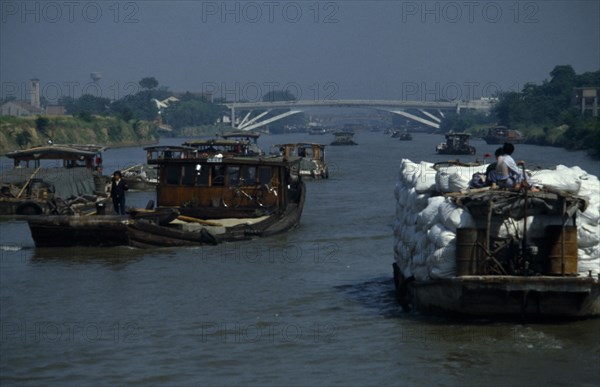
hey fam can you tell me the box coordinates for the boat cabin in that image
[6,144,105,170]
[2,144,106,215]
[272,143,324,160]
[271,143,329,179]
[220,131,261,143]
[182,139,260,157]
[219,131,263,155]
[146,145,302,218]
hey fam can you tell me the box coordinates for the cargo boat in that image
[27,144,306,248]
[122,163,158,191]
[393,159,600,318]
[393,191,600,317]
[435,132,476,155]
[330,131,357,146]
[483,126,523,145]
[1,144,108,216]
[391,129,412,141]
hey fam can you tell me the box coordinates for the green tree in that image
[139,77,159,90]
[488,65,600,157]
[35,116,50,134]
[16,131,32,148]
[493,92,530,127]
[164,97,225,129]
[63,94,110,116]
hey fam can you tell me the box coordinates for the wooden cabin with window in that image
[272,143,329,179]
[145,145,305,222]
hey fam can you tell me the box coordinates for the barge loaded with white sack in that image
[393,159,600,318]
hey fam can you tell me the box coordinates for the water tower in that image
[90,72,102,83]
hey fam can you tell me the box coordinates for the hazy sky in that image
[1,0,598,104]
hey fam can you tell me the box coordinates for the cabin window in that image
[211,165,226,186]
[165,165,181,185]
[184,164,209,186]
[258,166,273,185]
[182,165,196,186]
[227,166,240,186]
[241,166,256,185]
[196,164,209,186]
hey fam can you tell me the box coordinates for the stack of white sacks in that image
[393,159,600,281]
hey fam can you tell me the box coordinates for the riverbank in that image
[165,123,239,138]
[0,116,159,155]
[468,122,599,159]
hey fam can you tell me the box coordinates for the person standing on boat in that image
[495,142,524,188]
[110,170,129,215]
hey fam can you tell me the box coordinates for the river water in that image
[1,132,599,386]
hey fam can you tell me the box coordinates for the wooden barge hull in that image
[26,182,305,248]
[393,264,600,318]
[28,216,130,247]
[27,216,220,248]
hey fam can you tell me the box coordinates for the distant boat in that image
[330,131,358,146]
[121,164,158,191]
[391,129,412,141]
[483,126,523,144]
[309,128,328,135]
[435,132,476,155]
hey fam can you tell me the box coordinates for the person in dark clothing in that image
[485,147,504,184]
[110,170,129,215]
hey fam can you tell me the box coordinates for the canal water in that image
[1,132,599,386]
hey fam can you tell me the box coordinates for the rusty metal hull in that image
[415,276,599,318]
[393,264,600,318]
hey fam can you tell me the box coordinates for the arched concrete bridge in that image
[224,99,494,131]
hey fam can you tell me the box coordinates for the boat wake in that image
[0,244,24,252]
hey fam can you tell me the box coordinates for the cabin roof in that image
[145,145,302,166]
[183,139,250,147]
[6,144,104,160]
[144,145,195,152]
[220,131,261,139]
[273,143,326,148]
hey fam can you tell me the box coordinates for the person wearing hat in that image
[110,170,129,215]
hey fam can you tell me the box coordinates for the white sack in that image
[414,161,437,193]
[438,199,476,232]
[417,196,445,229]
